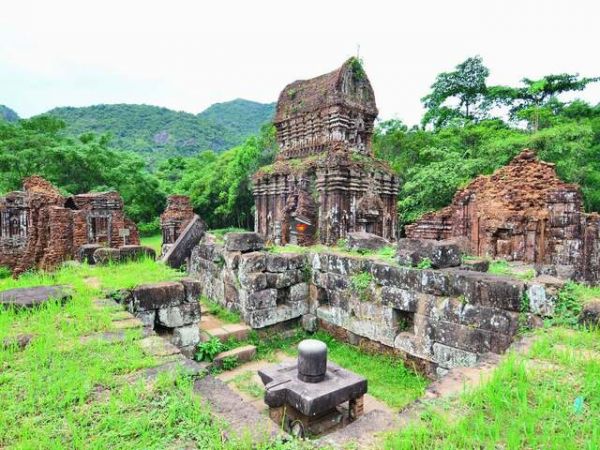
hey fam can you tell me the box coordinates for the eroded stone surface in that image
[397,238,461,269]
[0,285,71,309]
[347,232,391,251]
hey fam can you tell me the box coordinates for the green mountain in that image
[0,105,20,122]
[44,100,275,165]
[198,99,275,139]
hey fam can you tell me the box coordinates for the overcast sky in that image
[1,0,599,126]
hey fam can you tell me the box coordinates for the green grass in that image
[200,296,242,323]
[140,233,163,254]
[488,259,536,280]
[227,371,264,399]
[0,260,308,449]
[209,228,248,243]
[247,329,428,410]
[383,326,600,449]
[266,243,398,265]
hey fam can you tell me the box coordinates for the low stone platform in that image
[0,285,72,309]
[259,361,367,417]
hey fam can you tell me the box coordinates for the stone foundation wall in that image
[189,232,525,375]
[189,233,309,328]
[310,253,523,375]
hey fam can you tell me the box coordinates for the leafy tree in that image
[422,56,491,128]
[488,73,599,129]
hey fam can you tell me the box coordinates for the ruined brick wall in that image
[189,232,525,376]
[254,59,399,246]
[274,59,378,159]
[0,177,66,276]
[70,192,139,248]
[254,152,398,245]
[160,195,194,249]
[40,207,74,271]
[406,150,599,283]
[1,177,139,276]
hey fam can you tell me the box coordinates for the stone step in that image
[201,323,251,343]
[213,345,257,368]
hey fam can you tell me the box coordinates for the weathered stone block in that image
[347,231,390,251]
[432,342,478,368]
[119,245,156,262]
[290,283,309,303]
[223,251,241,270]
[136,310,156,327]
[579,300,600,326]
[78,244,102,264]
[287,254,306,270]
[245,289,278,310]
[172,324,201,348]
[301,313,318,332]
[397,238,461,269]
[93,247,120,265]
[380,286,419,311]
[447,271,524,312]
[239,272,268,292]
[224,232,264,252]
[460,258,490,272]
[245,302,308,328]
[266,254,290,272]
[239,252,267,273]
[527,283,555,317]
[133,282,185,311]
[265,270,303,289]
[157,303,201,328]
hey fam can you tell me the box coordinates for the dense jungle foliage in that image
[1,57,598,234]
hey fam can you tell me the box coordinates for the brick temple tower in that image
[253,58,399,245]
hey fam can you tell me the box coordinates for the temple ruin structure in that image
[0,176,139,276]
[406,150,600,284]
[253,58,399,245]
[160,195,195,256]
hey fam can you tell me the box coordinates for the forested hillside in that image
[44,100,274,165]
[198,99,275,141]
[1,57,598,235]
[0,105,19,122]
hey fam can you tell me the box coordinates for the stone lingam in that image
[258,339,367,438]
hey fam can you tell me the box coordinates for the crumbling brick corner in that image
[0,176,140,277]
[406,150,600,284]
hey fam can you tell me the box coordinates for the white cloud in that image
[1,0,599,125]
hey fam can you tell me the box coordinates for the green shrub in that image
[416,258,432,269]
[195,337,224,362]
[221,355,239,371]
[350,272,374,301]
[0,266,11,279]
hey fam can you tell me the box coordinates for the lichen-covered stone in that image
[527,283,555,317]
[172,324,201,348]
[290,283,309,303]
[239,252,267,273]
[301,313,318,333]
[93,247,121,265]
[579,300,600,326]
[397,238,461,269]
[347,231,390,251]
[180,278,202,303]
[133,282,185,311]
[118,245,156,262]
[432,342,478,368]
[224,232,264,252]
[244,289,278,310]
[460,258,490,272]
[157,303,200,327]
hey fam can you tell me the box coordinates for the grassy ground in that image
[383,325,600,449]
[266,243,397,265]
[0,260,302,449]
[140,233,163,255]
[240,329,428,410]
